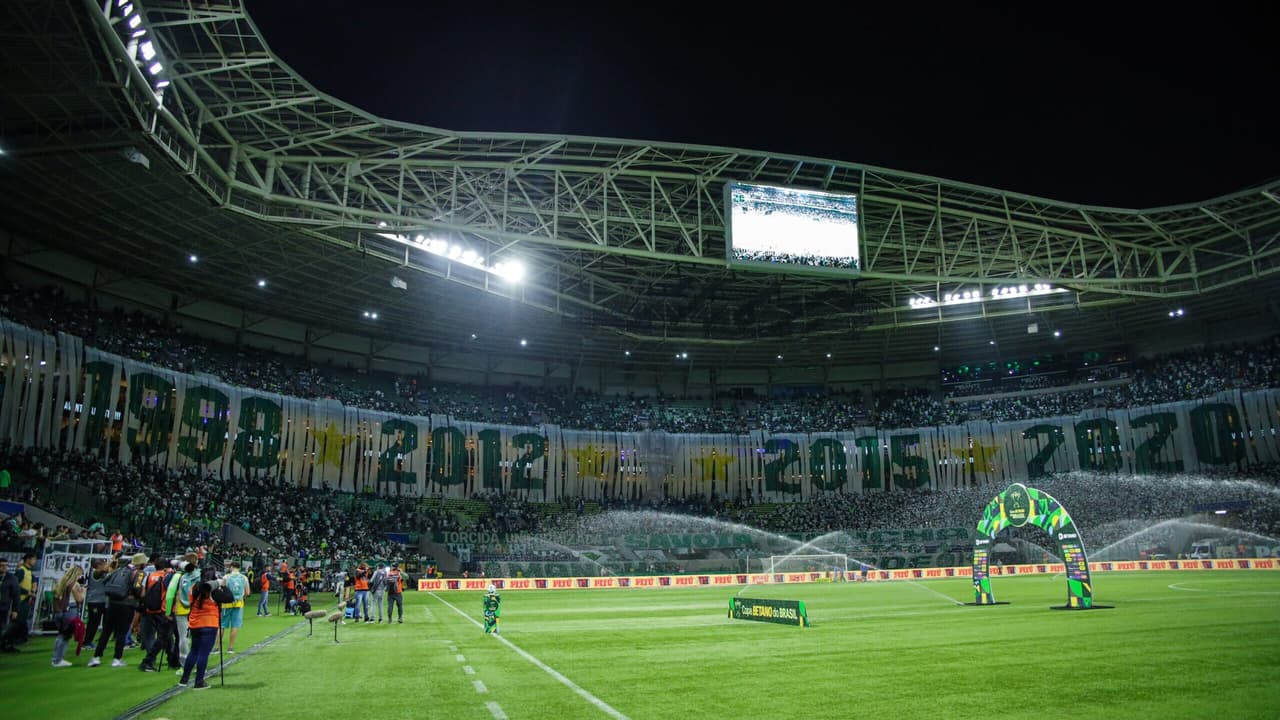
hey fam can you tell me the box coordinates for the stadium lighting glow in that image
[154,79,169,89]
[131,28,147,38]
[377,221,388,228]
[1054,330,1062,337]
[147,62,162,75]
[257,279,267,288]
[1168,308,1185,317]
[188,254,197,263]
[777,354,783,360]
[470,333,477,340]
[624,350,631,356]
[495,259,525,282]
[370,312,378,319]
[140,41,155,61]
[933,346,940,352]
[128,14,142,29]
[374,231,525,282]
[826,352,832,358]
[363,311,370,318]
[520,339,528,347]
[908,283,1067,309]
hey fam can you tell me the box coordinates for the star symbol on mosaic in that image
[692,450,734,481]
[570,443,608,478]
[308,421,354,467]
[953,443,1002,474]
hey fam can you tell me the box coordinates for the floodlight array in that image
[377,232,525,282]
[907,283,1067,309]
[111,0,170,100]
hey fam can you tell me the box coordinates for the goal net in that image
[764,553,850,578]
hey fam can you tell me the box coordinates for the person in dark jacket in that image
[0,557,21,652]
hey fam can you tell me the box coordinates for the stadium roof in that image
[1,0,1278,373]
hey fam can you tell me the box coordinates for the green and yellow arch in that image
[972,483,1093,608]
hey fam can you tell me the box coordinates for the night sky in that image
[243,2,1277,208]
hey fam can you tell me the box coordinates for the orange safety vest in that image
[386,569,402,594]
[188,589,220,630]
[111,534,123,553]
[354,570,369,591]
[260,573,270,592]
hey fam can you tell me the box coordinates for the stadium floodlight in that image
[624,350,631,356]
[825,352,832,358]
[1054,330,1062,338]
[140,41,155,61]
[520,339,528,347]
[154,79,169,89]
[128,14,142,29]
[257,279,267,288]
[933,346,940,352]
[370,312,378,320]
[448,244,462,258]
[188,254,197,263]
[147,62,162,75]
[501,260,525,281]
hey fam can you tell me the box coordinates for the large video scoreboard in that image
[724,182,860,278]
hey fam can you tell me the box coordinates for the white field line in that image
[464,665,476,675]
[474,680,488,693]
[486,702,509,720]
[1168,582,1280,595]
[456,654,466,662]
[430,592,630,720]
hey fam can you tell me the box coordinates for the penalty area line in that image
[429,592,630,720]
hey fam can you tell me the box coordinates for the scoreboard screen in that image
[725,182,860,277]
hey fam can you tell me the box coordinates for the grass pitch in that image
[10,571,1280,719]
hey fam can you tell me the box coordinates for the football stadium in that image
[1,2,1278,719]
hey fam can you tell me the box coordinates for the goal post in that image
[764,553,850,579]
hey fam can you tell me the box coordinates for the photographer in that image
[385,563,404,624]
[178,569,233,691]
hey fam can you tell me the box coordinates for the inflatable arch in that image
[972,483,1094,608]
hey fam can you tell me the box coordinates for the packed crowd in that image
[2,281,1279,436]
[0,444,430,568]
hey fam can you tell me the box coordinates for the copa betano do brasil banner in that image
[3,318,1280,499]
